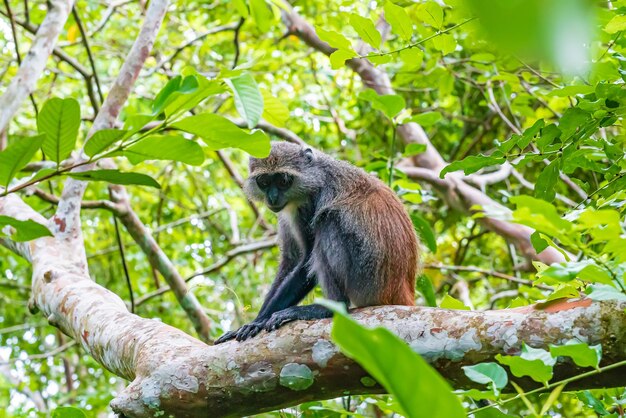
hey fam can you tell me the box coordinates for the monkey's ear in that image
[303,148,314,162]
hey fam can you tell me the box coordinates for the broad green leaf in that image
[407,111,442,127]
[172,113,270,157]
[417,2,444,29]
[605,14,626,34]
[578,390,610,415]
[440,294,470,310]
[84,129,126,157]
[152,75,184,115]
[411,212,436,252]
[534,159,560,202]
[37,98,81,164]
[399,48,424,70]
[52,406,87,418]
[539,260,593,282]
[510,195,573,238]
[473,407,517,418]
[164,78,225,118]
[330,49,357,69]
[416,275,437,307]
[226,73,264,129]
[462,362,508,391]
[530,231,549,253]
[249,0,273,32]
[67,170,160,189]
[432,34,456,55]
[316,27,353,50]
[549,342,601,368]
[586,284,626,302]
[439,155,505,178]
[325,303,465,418]
[0,134,45,189]
[384,1,413,41]
[402,143,427,157]
[349,14,382,49]
[497,344,555,383]
[124,135,205,166]
[232,0,248,17]
[261,89,289,127]
[358,89,405,119]
[0,215,53,242]
[122,114,155,139]
[545,284,580,301]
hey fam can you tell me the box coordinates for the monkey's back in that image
[319,164,419,307]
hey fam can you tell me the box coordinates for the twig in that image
[72,7,104,104]
[232,17,245,69]
[423,263,552,290]
[362,18,477,59]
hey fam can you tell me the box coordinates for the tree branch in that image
[0,0,75,134]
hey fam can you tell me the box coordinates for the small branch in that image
[233,119,308,145]
[232,17,245,69]
[423,263,552,290]
[0,341,77,365]
[31,188,119,210]
[136,238,277,306]
[72,7,104,103]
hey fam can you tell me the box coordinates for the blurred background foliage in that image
[0,0,625,416]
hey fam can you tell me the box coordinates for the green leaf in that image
[330,49,357,69]
[416,275,437,307]
[399,48,424,70]
[261,89,289,127]
[440,294,470,310]
[510,195,573,238]
[439,155,505,178]
[586,284,626,302]
[545,284,580,301]
[232,0,248,17]
[249,0,273,33]
[67,170,160,189]
[37,98,81,164]
[0,215,53,242]
[164,79,225,118]
[432,34,456,55]
[402,143,427,157]
[497,344,555,383]
[539,260,593,282]
[226,73,264,129]
[152,75,184,115]
[172,113,270,157]
[384,1,413,41]
[124,135,205,166]
[407,111,442,127]
[325,303,465,418]
[605,14,626,34]
[349,14,382,49]
[0,134,45,188]
[417,1,444,29]
[84,129,126,157]
[411,213,436,252]
[462,362,508,391]
[358,89,405,119]
[530,231,549,253]
[52,406,87,418]
[534,159,560,202]
[549,342,601,368]
[279,363,314,391]
[316,27,353,50]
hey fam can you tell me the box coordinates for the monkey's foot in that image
[264,304,333,332]
[214,320,267,344]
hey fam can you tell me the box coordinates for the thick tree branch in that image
[280,5,566,265]
[0,0,74,133]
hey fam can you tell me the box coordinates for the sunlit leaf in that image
[37,98,81,164]
[67,169,160,189]
[226,73,264,129]
[0,216,53,242]
[384,1,413,41]
[349,14,382,49]
[84,129,126,157]
[0,134,45,189]
[550,342,601,368]
[123,135,205,166]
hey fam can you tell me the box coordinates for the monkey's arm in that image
[215,231,314,344]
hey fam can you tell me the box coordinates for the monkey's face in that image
[244,142,323,212]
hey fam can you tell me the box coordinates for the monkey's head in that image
[244,142,324,212]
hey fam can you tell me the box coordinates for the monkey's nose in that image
[267,188,279,206]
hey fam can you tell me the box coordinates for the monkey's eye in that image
[256,175,270,189]
[276,174,293,189]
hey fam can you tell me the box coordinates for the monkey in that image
[215,141,419,344]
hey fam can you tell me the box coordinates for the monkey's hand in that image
[264,308,299,331]
[214,320,267,344]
